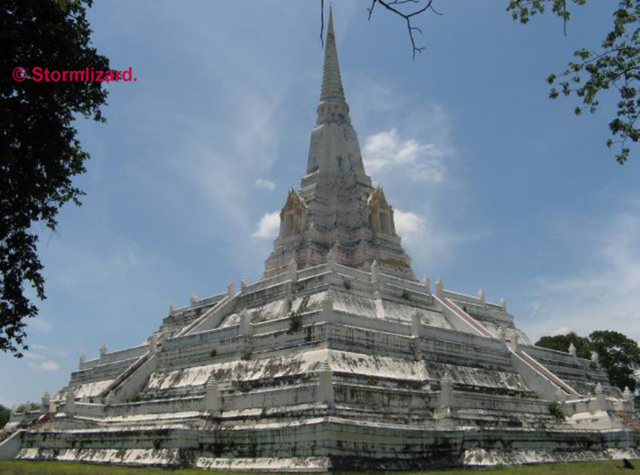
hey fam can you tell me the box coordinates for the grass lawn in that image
[0,460,637,475]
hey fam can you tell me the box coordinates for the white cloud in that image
[254,178,276,191]
[252,211,280,239]
[393,207,492,275]
[27,360,61,372]
[523,200,640,342]
[363,128,449,183]
[23,348,63,373]
[394,209,427,246]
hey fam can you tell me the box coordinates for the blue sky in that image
[1,1,639,406]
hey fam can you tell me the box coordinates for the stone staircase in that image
[435,295,493,337]
[517,350,579,396]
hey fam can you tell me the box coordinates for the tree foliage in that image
[535,332,592,359]
[0,403,10,429]
[0,0,109,356]
[536,330,640,391]
[508,0,640,164]
[589,330,640,391]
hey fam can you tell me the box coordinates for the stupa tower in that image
[4,7,636,472]
[264,7,416,280]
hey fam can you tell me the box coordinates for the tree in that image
[589,330,640,391]
[0,403,9,429]
[0,0,109,356]
[535,332,592,359]
[536,330,640,391]
[508,1,640,164]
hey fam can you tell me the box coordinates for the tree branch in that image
[366,0,441,59]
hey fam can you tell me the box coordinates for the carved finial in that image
[65,389,76,415]
[190,293,198,305]
[411,312,421,338]
[150,332,159,353]
[288,257,298,282]
[227,280,235,299]
[370,260,379,282]
[327,244,338,271]
[510,332,519,352]
[169,302,177,314]
[99,344,108,357]
[499,297,507,311]
[497,326,505,341]
[41,391,51,413]
[322,294,334,322]
[477,289,485,303]
[241,276,250,292]
[421,276,431,293]
[595,382,603,395]
[591,351,599,364]
[79,354,86,367]
[435,277,444,298]
[623,387,633,401]
[568,343,577,357]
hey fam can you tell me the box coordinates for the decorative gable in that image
[368,186,396,236]
[279,189,307,238]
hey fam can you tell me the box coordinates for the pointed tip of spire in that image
[319,3,346,111]
[328,3,335,34]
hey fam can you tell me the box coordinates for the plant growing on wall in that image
[288,311,303,333]
[548,400,565,421]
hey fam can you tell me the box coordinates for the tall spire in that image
[319,6,346,108]
[316,6,350,125]
[263,6,416,282]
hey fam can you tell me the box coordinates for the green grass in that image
[0,460,636,474]
[0,461,208,474]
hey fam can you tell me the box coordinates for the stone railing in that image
[164,325,240,351]
[525,345,591,367]
[73,402,106,418]
[333,310,412,336]
[563,397,615,416]
[376,270,431,296]
[108,396,203,417]
[335,382,433,410]
[242,272,292,295]
[223,383,317,412]
[171,291,226,315]
[178,292,235,337]
[450,391,549,414]
[80,344,149,371]
[297,264,330,281]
